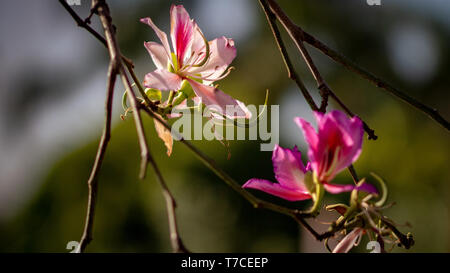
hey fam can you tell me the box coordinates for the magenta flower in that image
[243,110,376,203]
[140,5,249,118]
[243,145,313,201]
[294,110,377,194]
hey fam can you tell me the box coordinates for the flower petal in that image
[144,69,182,91]
[144,42,169,70]
[294,117,318,150]
[243,179,312,201]
[320,110,364,176]
[323,183,357,194]
[210,99,252,120]
[298,110,365,183]
[332,228,364,253]
[294,117,320,173]
[170,5,195,67]
[272,145,309,192]
[187,37,236,83]
[186,79,248,118]
[336,117,364,172]
[323,181,378,195]
[190,28,207,57]
[140,17,172,61]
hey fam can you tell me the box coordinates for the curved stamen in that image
[190,28,210,68]
[182,50,197,69]
[188,66,235,82]
[180,51,205,72]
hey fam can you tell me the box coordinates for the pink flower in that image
[294,110,377,194]
[243,111,377,202]
[242,145,312,201]
[140,5,249,119]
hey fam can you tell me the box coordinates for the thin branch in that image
[78,61,117,253]
[147,152,189,253]
[59,0,106,46]
[72,0,152,252]
[70,0,187,253]
[125,61,157,110]
[266,0,449,131]
[260,0,373,198]
[327,91,377,140]
[258,0,319,111]
[347,165,359,184]
[58,0,133,68]
[263,0,378,140]
[62,0,413,250]
[142,106,352,241]
[93,0,150,180]
[380,217,414,249]
[138,106,344,241]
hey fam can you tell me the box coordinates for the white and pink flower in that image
[141,5,250,119]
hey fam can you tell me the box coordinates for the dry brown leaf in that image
[153,114,173,156]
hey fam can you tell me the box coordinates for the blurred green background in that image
[0,0,448,252]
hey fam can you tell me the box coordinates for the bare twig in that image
[259,0,373,197]
[93,0,149,179]
[63,0,189,253]
[78,61,117,253]
[139,106,343,242]
[263,0,378,140]
[257,1,416,247]
[95,0,188,252]
[59,0,106,46]
[265,0,449,131]
[62,0,413,251]
[61,2,318,235]
[147,152,189,252]
[70,0,150,252]
[327,91,377,140]
[380,217,414,249]
[258,0,318,111]
[347,165,359,184]
[58,0,133,68]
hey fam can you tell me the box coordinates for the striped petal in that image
[272,145,309,192]
[187,37,237,84]
[170,5,195,67]
[144,42,169,70]
[140,17,172,62]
